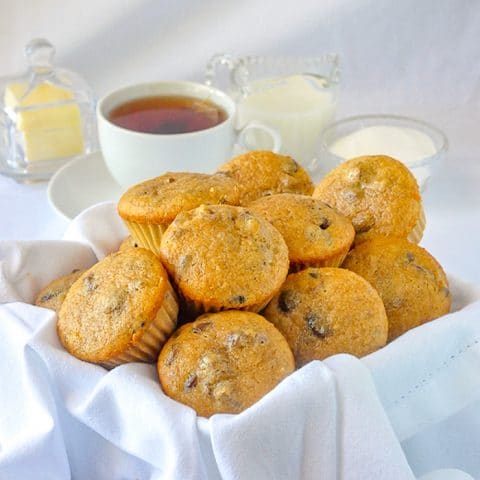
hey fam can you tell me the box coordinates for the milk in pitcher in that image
[236,74,336,165]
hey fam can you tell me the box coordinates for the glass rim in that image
[238,54,340,86]
[319,113,448,167]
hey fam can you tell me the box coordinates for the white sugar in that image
[329,125,437,165]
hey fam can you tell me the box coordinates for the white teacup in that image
[97,81,281,189]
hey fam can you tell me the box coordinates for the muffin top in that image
[263,267,388,366]
[157,310,295,417]
[117,172,240,224]
[313,155,421,243]
[248,193,355,266]
[159,204,289,311]
[217,150,314,205]
[118,235,139,251]
[342,236,451,341]
[58,248,172,363]
[35,269,85,314]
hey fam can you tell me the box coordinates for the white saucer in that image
[47,151,122,220]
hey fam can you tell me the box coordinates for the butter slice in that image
[4,82,84,162]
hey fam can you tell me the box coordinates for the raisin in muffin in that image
[217,150,314,205]
[248,193,355,271]
[159,204,289,318]
[57,248,178,368]
[35,269,85,314]
[157,310,295,417]
[342,236,451,341]
[263,267,388,366]
[118,172,240,255]
[313,155,424,244]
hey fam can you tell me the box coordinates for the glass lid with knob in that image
[0,38,97,182]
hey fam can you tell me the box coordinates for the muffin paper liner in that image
[407,202,426,244]
[122,220,169,256]
[176,286,278,320]
[289,249,350,273]
[101,282,178,369]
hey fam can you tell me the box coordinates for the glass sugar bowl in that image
[0,39,97,182]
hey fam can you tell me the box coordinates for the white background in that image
[1,0,479,283]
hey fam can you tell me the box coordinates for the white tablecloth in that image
[0,203,479,480]
[1,0,480,478]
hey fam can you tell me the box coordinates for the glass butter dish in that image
[0,39,97,182]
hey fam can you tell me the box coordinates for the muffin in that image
[118,235,139,251]
[263,267,388,366]
[342,236,451,341]
[217,150,314,205]
[118,172,240,255]
[35,269,85,314]
[313,155,424,244]
[248,193,355,271]
[57,248,178,368]
[159,204,289,317]
[157,310,295,417]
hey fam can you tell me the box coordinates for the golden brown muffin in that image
[57,248,178,368]
[263,267,388,366]
[217,150,314,205]
[117,172,240,255]
[35,269,85,313]
[118,235,139,251]
[159,204,289,317]
[342,236,451,341]
[248,193,355,271]
[313,155,425,244]
[157,310,295,417]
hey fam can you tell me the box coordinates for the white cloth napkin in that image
[0,202,479,480]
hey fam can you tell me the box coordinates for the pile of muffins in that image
[34,150,451,417]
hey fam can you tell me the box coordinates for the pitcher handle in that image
[205,53,237,89]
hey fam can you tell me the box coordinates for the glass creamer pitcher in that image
[205,54,340,177]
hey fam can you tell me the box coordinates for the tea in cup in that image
[97,81,280,189]
[206,54,339,176]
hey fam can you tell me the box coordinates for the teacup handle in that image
[237,120,282,153]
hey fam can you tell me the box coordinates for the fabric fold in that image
[0,202,478,479]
